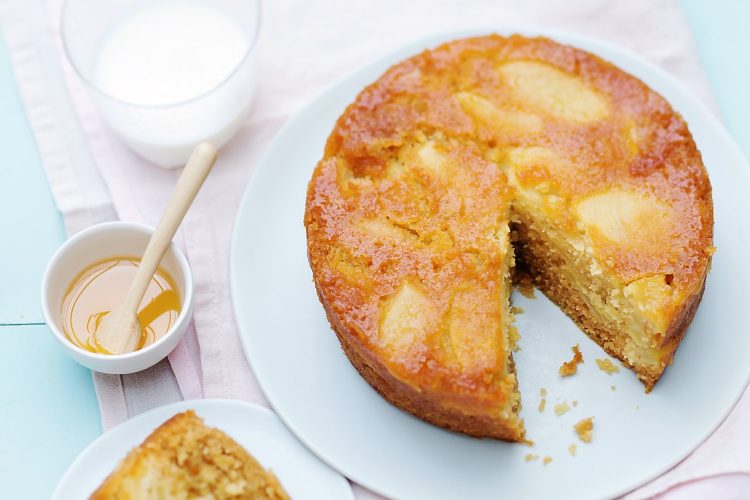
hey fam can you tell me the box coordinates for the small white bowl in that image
[41,221,194,374]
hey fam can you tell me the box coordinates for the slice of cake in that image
[305,34,713,441]
[91,411,289,499]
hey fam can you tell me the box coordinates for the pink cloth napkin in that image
[2,0,747,497]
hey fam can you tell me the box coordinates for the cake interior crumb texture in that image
[91,411,289,500]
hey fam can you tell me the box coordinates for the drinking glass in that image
[61,0,261,168]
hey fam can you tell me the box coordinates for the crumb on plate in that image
[554,401,571,416]
[596,358,620,374]
[543,456,553,465]
[574,417,594,443]
[568,444,577,456]
[559,344,584,377]
[518,274,536,298]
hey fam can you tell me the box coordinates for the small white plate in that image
[230,27,750,499]
[52,399,354,500]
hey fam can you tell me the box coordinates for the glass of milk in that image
[61,0,260,168]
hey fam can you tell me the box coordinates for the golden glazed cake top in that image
[305,35,712,406]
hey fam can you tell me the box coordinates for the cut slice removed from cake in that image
[91,410,289,500]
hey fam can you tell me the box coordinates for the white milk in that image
[93,1,255,167]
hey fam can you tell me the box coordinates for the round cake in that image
[304,35,713,441]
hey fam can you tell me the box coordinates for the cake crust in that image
[313,277,524,440]
[305,34,713,440]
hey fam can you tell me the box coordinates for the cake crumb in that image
[538,398,546,412]
[611,384,616,391]
[554,401,571,416]
[524,453,539,462]
[511,306,524,314]
[559,344,584,377]
[572,400,578,407]
[540,388,547,397]
[568,444,577,456]
[522,438,535,447]
[596,358,620,374]
[509,325,521,352]
[542,456,553,465]
[518,274,536,298]
[574,417,594,443]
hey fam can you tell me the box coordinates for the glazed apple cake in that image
[304,35,713,441]
[92,411,289,499]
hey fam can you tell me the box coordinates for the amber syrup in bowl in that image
[60,256,181,354]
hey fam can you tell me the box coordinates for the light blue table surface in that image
[0,28,102,500]
[683,0,750,159]
[1,2,748,498]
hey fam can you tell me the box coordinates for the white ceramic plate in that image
[52,399,354,500]
[230,27,750,499]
